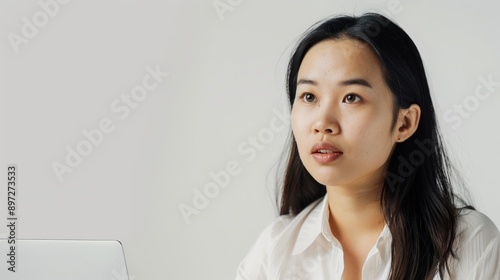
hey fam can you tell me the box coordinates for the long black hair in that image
[279,13,473,280]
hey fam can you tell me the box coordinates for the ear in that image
[394,104,420,142]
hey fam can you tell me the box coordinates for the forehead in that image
[297,39,385,86]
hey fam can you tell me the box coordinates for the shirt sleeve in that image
[235,217,290,280]
[466,234,500,279]
[454,209,500,279]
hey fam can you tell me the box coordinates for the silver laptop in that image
[0,239,130,280]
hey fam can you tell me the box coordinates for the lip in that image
[311,142,343,163]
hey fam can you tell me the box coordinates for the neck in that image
[326,183,385,241]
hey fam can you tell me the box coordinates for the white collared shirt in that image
[235,195,500,279]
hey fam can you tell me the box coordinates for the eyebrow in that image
[296,78,373,88]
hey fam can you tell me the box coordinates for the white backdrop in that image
[1,0,499,279]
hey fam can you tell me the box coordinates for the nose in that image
[312,105,340,135]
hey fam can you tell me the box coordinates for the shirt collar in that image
[292,195,392,256]
[292,195,329,256]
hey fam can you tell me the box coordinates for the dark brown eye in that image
[343,93,361,104]
[303,93,316,103]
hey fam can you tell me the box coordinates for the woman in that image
[235,13,500,280]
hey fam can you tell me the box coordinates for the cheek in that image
[290,108,312,160]
[345,115,393,159]
[290,107,308,138]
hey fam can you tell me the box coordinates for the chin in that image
[308,172,345,187]
[315,179,345,187]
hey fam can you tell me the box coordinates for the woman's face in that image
[291,39,399,189]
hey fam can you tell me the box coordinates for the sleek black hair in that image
[279,13,473,280]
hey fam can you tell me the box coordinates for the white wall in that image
[0,0,499,279]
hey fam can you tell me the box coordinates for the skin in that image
[290,38,420,280]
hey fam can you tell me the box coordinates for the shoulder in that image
[250,197,324,248]
[450,208,500,279]
[235,198,323,280]
[245,198,322,252]
[456,208,500,243]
